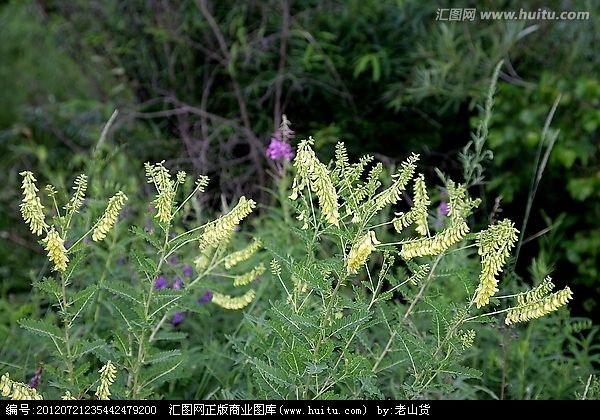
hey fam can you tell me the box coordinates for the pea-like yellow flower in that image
[473,219,518,308]
[95,360,117,400]
[43,228,69,272]
[233,264,266,287]
[92,191,128,242]
[290,138,340,226]
[199,196,256,250]
[145,161,176,224]
[212,289,256,310]
[400,221,469,260]
[505,286,573,325]
[346,231,380,274]
[1,373,43,400]
[19,171,47,236]
[224,239,262,269]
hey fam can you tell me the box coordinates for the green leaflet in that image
[19,318,65,343]
[327,310,370,338]
[138,355,187,393]
[102,281,142,305]
[73,339,106,359]
[69,284,98,321]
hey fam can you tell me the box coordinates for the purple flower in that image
[172,277,184,290]
[168,254,179,265]
[182,264,193,278]
[28,366,43,389]
[171,311,186,327]
[197,290,213,304]
[266,138,294,161]
[154,276,168,289]
[438,202,449,216]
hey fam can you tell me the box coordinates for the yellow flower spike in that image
[233,263,266,287]
[95,360,117,400]
[0,373,43,400]
[145,161,176,224]
[346,231,380,275]
[371,153,419,213]
[199,196,256,250]
[65,174,88,215]
[212,289,256,310]
[412,174,430,236]
[505,286,573,325]
[291,138,340,226]
[473,219,519,308]
[92,191,128,242]
[43,227,69,272]
[176,171,187,184]
[459,330,476,349]
[270,259,282,276]
[224,239,262,269]
[1,373,11,397]
[392,211,415,233]
[19,171,47,236]
[400,220,469,260]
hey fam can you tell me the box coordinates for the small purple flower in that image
[28,366,43,389]
[182,264,193,277]
[438,202,449,216]
[171,311,186,327]
[197,290,213,304]
[168,254,179,265]
[266,138,294,161]
[172,277,184,290]
[154,276,168,289]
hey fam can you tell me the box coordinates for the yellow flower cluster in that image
[212,289,256,310]
[19,171,47,236]
[371,153,419,213]
[290,138,340,226]
[505,286,573,325]
[233,263,266,287]
[199,196,256,250]
[92,191,128,242]
[346,231,380,274]
[515,276,554,306]
[43,227,69,272]
[65,174,88,215]
[459,329,476,350]
[1,373,43,400]
[407,263,430,286]
[95,360,117,400]
[392,174,430,235]
[474,219,519,308]
[392,211,415,233]
[400,220,469,260]
[224,238,262,269]
[62,391,77,400]
[145,161,177,224]
[412,174,430,236]
[446,181,481,221]
[270,259,282,276]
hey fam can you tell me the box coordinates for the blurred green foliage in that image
[485,74,599,303]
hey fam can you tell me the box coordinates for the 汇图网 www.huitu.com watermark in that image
[436,8,590,21]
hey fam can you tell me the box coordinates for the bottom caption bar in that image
[1,401,428,417]
[1,400,575,417]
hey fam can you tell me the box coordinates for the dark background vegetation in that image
[0,0,598,397]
